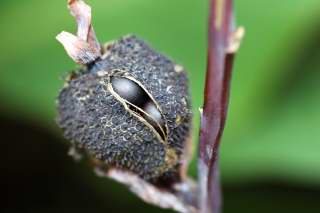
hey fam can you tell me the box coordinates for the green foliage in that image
[1,0,320,187]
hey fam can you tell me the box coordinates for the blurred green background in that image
[2,0,320,212]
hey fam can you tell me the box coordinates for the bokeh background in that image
[2,0,320,212]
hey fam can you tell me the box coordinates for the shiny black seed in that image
[111,77,148,107]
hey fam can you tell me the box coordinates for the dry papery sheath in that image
[56,0,196,212]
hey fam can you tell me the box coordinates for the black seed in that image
[111,77,148,107]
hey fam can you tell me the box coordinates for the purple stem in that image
[198,0,236,212]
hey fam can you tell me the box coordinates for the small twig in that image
[94,168,198,213]
[198,0,244,213]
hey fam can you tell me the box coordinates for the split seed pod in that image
[57,0,192,182]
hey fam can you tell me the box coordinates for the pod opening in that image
[110,76,167,141]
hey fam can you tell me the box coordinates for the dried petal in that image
[57,0,101,64]
[56,31,100,64]
[68,0,101,52]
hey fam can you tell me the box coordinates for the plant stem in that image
[198,0,243,212]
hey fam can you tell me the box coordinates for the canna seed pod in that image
[56,1,192,181]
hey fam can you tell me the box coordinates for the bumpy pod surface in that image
[58,35,192,180]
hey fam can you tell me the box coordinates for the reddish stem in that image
[198,0,238,212]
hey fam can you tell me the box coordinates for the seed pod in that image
[56,1,192,182]
[58,35,192,180]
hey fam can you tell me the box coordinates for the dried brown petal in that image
[68,0,101,52]
[56,31,100,64]
[57,0,101,64]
